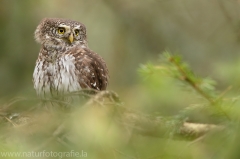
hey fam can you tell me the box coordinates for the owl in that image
[33,18,109,97]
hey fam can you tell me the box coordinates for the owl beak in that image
[68,33,74,43]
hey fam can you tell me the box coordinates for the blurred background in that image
[1,0,240,98]
[1,0,240,158]
[1,0,240,113]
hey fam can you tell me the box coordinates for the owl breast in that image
[33,53,82,97]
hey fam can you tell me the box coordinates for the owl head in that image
[34,18,87,48]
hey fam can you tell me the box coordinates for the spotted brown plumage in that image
[33,18,109,97]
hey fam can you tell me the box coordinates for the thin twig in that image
[169,57,215,104]
[169,57,231,120]
[214,86,232,103]
[4,116,18,127]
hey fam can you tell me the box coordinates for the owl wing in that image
[68,46,109,91]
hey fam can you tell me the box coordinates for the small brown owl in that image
[33,18,109,97]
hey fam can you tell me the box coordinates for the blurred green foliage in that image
[1,52,240,159]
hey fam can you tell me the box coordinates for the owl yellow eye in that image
[75,29,79,36]
[58,28,65,34]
